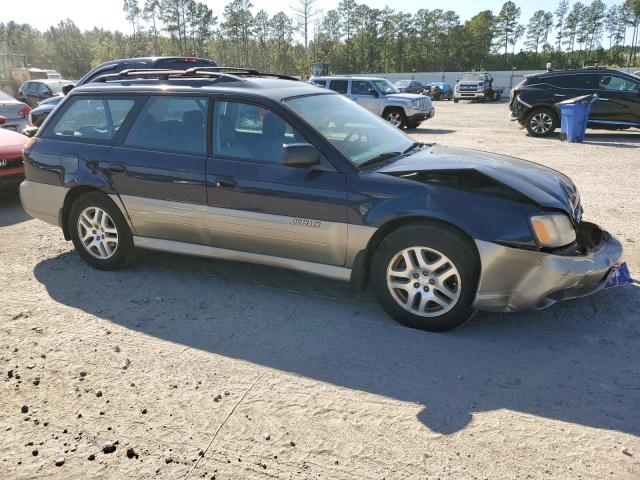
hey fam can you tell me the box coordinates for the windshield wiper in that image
[358,151,402,169]
[402,142,424,155]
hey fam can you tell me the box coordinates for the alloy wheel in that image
[77,206,119,259]
[386,246,462,317]
[530,112,553,134]
[386,112,402,127]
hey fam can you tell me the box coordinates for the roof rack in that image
[89,66,301,84]
[182,66,301,81]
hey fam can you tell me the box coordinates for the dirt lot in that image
[1,100,639,480]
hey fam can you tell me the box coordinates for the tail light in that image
[18,105,32,118]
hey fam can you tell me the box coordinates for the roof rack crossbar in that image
[183,66,301,81]
[89,66,301,85]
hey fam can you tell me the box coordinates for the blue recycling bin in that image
[556,94,597,143]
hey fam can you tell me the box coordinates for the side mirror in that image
[368,88,379,97]
[0,115,5,125]
[282,143,319,169]
[62,84,74,95]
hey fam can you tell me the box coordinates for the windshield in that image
[47,81,69,93]
[285,94,413,167]
[373,79,399,95]
[394,80,410,87]
[462,73,485,82]
[0,91,15,101]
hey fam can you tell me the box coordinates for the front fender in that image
[348,172,539,248]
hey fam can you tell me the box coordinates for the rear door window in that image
[49,97,136,141]
[551,74,599,89]
[329,80,348,94]
[125,96,207,155]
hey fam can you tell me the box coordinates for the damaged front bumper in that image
[473,222,624,312]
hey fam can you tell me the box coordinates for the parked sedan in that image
[394,80,426,94]
[0,125,28,192]
[0,91,31,131]
[17,79,72,107]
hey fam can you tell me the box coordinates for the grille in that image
[415,98,429,110]
[0,156,23,170]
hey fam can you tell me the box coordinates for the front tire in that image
[69,191,136,270]
[383,108,406,129]
[370,223,479,332]
[525,107,558,137]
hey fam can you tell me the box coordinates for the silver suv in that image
[310,76,434,129]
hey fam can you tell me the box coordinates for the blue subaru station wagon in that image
[20,67,625,332]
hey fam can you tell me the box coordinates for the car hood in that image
[376,144,579,215]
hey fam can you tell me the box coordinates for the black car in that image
[18,79,72,107]
[20,67,625,332]
[26,56,218,129]
[510,68,640,137]
[394,80,426,94]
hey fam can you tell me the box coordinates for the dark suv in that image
[28,57,218,128]
[20,67,625,332]
[510,68,640,136]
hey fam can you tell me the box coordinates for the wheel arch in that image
[61,186,126,240]
[352,215,481,291]
[381,105,407,117]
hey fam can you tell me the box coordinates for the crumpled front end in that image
[474,222,624,312]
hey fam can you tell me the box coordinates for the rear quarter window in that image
[46,97,136,141]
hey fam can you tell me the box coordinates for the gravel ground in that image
[1,100,639,479]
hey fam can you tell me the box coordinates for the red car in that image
[0,116,28,192]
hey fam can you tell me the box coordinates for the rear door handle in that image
[598,98,610,101]
[109,162,126,173]
[214,177,237,189]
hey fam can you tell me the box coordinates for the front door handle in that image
[214,177,237,189]
[598,98,610,101]
[109,162,126,173]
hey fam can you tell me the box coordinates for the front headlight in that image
[530,214,576,248]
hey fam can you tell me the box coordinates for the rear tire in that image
[370,223,479,332]
[525,107,558,137]
[68,192,136,270]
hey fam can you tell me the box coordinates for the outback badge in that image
[291,218,321,228]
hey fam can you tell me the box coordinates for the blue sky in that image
[4,0,627,43]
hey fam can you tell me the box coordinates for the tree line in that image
[0,0,638,80]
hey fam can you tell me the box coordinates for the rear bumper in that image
[0,172,24,191]
[19,180,68,226]
[0,119,29,132]
[474,223,624,312]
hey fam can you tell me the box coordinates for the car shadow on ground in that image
[409,128,456,135]
[0,192,30,227]
[33,249,640,436]
[582,131,640,148]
